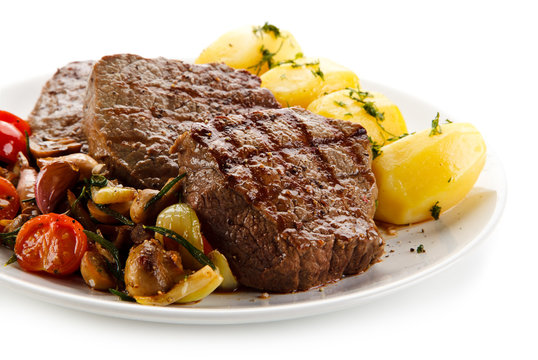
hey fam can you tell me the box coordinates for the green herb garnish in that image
[0,227,20,240]
[249,43,284,75]
[71,185,88,212]
[429,112,443,136]
[83,230,124,283]
[89,175,108,188]
[144,225,215,270]
[334,100,347,108]
[346,87,394,141]
[94,203,135,226]
[276,58,319,68]
[363,101,385,121]
[109,288,135,302]
[387,132,413,142]
[4,253,17,266]
[369,137,383,160]
[144,173,186,211]
[253,22,281,38]
[0,228,18,249]
[430,201,441,220]
[311,67,325,80]
[417,244,425,253]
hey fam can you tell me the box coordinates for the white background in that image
[0,0,536,359]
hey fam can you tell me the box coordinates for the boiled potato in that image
[308,89,408,145]
[195,23,301,75]
[260,57,359,108]
[373,122,486,225]
[155,203,205,270]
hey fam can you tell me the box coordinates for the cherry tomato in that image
[0,121,27,164]
[15,213,88,275]
[0,110,31,136]
[0,176,19,227]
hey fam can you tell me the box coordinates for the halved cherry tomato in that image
[15,213,88,275]
[0,121,27,164]
[0,110,31,136]
[0,176,19,226]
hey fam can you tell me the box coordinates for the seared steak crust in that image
[83,54,280,189]
[28,60,95,150]
[176,107,384,292]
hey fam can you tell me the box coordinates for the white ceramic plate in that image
[0,74,507,324]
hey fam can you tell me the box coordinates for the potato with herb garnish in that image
[260,57,359,108]
[372,119,486,225]
[308,89,408,145]
[195,23,302,75]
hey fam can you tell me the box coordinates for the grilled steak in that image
[175,107,384,292]
[28,60,95,151]
[82,54,280,189]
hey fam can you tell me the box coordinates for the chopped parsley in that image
[311,67,325,80]
[430,201,441,220]
[249,44,283,75]
[276,57,319,68]
[346,87,394,141]
[387,132,412,142]
[344,112,353,117]
[334,100,347,108]
[253,22,281,38]
[429,112,443,136]
[369,136,383,159]
[363,101,385,121]
[417,244,425,253]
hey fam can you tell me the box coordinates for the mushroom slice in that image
[80,250,117,291]
[30,137,83,158]
[124,239,184,297]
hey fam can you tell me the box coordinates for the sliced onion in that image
[35,161,79,213]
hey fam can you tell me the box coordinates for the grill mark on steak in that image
[178,107,384,292]
[83,54,280,189]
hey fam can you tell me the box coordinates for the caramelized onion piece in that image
[35,161,79,213]
[15,153,39,215]
[37,153,98,180]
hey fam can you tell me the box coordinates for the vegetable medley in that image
[0,110,238,304]
[1,22,487,305]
